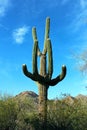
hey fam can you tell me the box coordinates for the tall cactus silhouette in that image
[22,17,66,130]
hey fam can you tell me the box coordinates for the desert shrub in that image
[0,95,18,130]
[15,111,40,130]
[47,98,87,130]
[0,93,87,130]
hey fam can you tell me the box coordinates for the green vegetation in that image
[0,18,87,130]
[0,92,87,130]
[0,95,18,130]
[22,17,66,130]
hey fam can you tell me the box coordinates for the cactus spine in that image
[22,17,66,130]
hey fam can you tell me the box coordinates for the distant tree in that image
[75,50,87,73]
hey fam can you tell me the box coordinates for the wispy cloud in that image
[70,0,87,32]
[0,0,11,17]
[13,26,29,44]
[65,0,87,49]
[68,9,87,33]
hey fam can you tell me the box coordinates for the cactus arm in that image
[32,40,38,74]
[22,64,37,81]
[22,64,48,84]
[43,17,50,54]
[32,27,41,56]
[47,38,53,78]
[48,65,66,86]
[22,64,66,86]
[22,64,47,83]
[22,64,51,85]
[44,17,50,40]
[32,27,37,41]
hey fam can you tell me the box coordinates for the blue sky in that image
[0,0,87,99]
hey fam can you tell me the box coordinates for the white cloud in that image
[13,26,29,44]
[0,0,10,17]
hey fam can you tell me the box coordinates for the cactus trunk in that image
[38,83,48,129]
[38,53,48,129]
[22,17,67,130]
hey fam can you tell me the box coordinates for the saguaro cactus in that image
[22,17,66,130]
